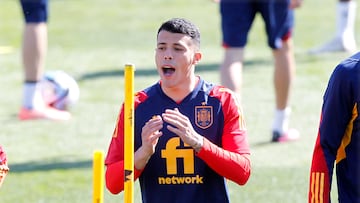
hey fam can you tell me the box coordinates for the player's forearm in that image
[105,161,124,194]
[105,160,143,194]
[134,146,152,170]
[197,138,251,185]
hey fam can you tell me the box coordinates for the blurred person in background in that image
[309,0,357,54]
[217,0,303,143]
[18,0,70,121]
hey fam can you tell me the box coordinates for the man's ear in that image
[193,52,202,65]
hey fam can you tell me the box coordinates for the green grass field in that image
[0,0,358,202]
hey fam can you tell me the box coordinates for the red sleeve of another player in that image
[197,87,251,185]
[308,115,331,203]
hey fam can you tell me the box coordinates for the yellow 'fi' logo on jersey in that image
[195,102,213,129]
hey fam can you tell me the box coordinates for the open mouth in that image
[162,66,175,76]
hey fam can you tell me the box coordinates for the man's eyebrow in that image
[157,42,184,47]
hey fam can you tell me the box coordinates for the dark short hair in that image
[157,18,200,48]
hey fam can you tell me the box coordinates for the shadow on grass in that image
[77,63,219,81]
[251,140,284,148]
[77,59,270,81]
[9,159,92,173]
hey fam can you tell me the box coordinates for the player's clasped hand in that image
[141,115,163,155]
[162,108,203,150]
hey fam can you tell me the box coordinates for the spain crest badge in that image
[195,102,213,129]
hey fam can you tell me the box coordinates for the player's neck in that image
[162,76,199,103]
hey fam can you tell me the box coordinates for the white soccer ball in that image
[39,70,80,110]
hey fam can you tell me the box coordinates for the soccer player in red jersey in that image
[309,52,360,202]
[105,18,251,203]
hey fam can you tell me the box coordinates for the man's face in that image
[155,30,201,89]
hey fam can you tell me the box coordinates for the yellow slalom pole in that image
[124,63,135,203]
[92,150,104,203]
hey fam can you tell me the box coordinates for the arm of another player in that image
[308,65,353,202]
